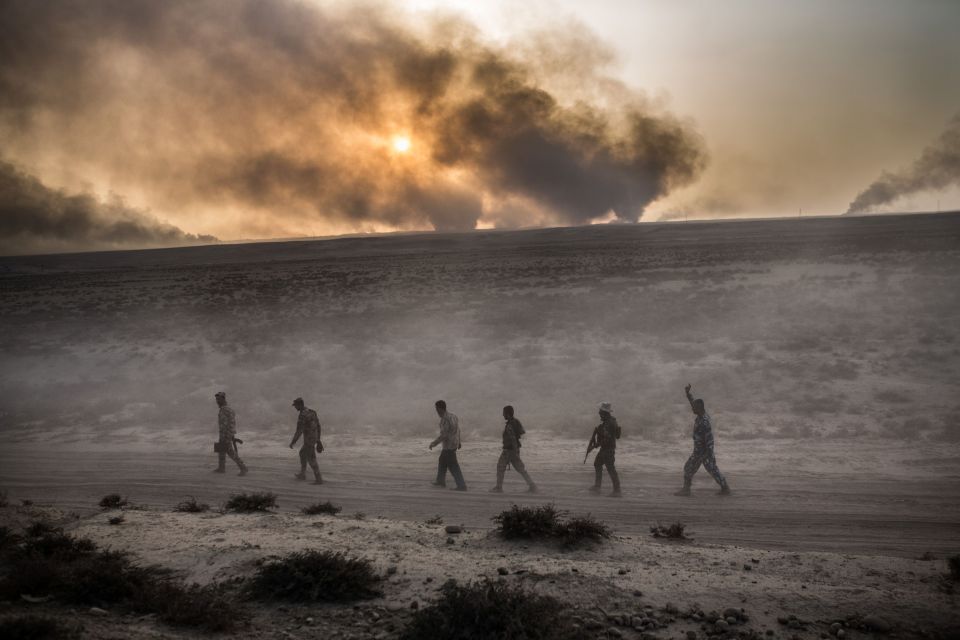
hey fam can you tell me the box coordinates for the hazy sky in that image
[2,0,959,253]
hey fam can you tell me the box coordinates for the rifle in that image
[583,427,599,464]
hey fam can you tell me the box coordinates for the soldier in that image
[675,384,730,496]
[490,405,537,493]
[429,400,467,491]
[586,402,621,497]
[213,391,248,476]
[289,397,323,484]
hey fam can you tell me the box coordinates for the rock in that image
[585,619,603,630]
[497,567,509,575]
[385,602,403,612]
[305,617,314,624]
[386,565,398,575]
[446,536,455,544]
[715,619,730,631]
[608,628,623,638]
[726,616,738,625]
[836,630,846,639]
[665,603,679,614]
[777,616,789,625]
[633,589,643,597]
[863,615,891,633]
[723,608,740,620]
[410,601,419,610]
[445,525,463,534]
[743,564,752,571]
[89,607,109,616]
[687,631,698,640]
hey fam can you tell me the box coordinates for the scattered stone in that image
[723,608,740,620]
[386,565,398,576]
[497,567,509,575]
[446,536,455,545]
[89,607,109,616]
[743,564,752,571]
[608,627,623,638]
[665,603,679,615]
[618,568,628,575]
[687,631,698,640]
[726,616,737,625]
[444,525,463,534]
[633,589,643,597]
[715,619,730,631]
[863,615,892,633]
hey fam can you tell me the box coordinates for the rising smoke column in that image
[0,0,707,245]
[0,160,216,255]
[847,113,960,213]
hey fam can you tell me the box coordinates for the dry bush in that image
[98,493,128,510]
[493,505,611,547]
[136,581,247,632]
[247,551,381,603]
[173,496,210,513]
[224,492,277,513]
[108,515,125,526]
[401,579,589,640]
[650,522,689,540]
[425,515,444,525]
[0,615,77,639]
[301,501,341,516]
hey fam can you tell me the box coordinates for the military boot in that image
[489,486,504,493]
[312,473,323,485]
[718,484,731,495]
[674,482,692,496]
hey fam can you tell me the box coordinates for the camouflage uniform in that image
[494,417,536,491]
[682,391,728,489]
[431,412,466,490]
[591,415,621,492]
[217,403,247,474]
[291,406,322,482]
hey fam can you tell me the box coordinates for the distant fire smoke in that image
[847,113,960,213]
[0,0,706,250]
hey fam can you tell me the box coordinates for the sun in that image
[392,136,411,153]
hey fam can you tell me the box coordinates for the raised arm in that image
[685,383,696,410]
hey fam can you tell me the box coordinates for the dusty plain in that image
[1,213,959,638]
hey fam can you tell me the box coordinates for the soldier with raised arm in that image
[586,402,621,497]
[213,391,248,476]
[289,397,323,484]
[675,383,730,496]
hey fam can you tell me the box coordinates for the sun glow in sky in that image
[392,136,412,154]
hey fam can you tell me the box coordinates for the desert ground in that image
[1,213,959,637]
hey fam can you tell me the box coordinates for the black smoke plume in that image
[0,160,216,255]
[847,113,960,213]
[0,0,706,243]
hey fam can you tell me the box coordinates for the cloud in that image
[0,160,216,255]
[0,0,706,243]
[847,113,960,213]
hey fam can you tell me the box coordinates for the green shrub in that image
[401,579,589,640]
[493,505,612,547]
[247,550,381,602]
[301,501,341,515]
[0,615,76,639]
[650,522,689,540]
[224,492,277,513]
[493,504,563,540]
[556,516,611,547]
[135,581,247,632]
[174,496,210,513]
[98,494,128,510]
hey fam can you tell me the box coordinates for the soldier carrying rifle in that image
[585,402,621,497]
[213,391,248,476]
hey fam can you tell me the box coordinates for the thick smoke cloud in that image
[0,0,705,244]
[848,114,960,213]
[0,160,216,255]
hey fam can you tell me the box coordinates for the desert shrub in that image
[493,505,611,547]
[650,522,689,540]
[493,504,563,540]
[400,579,589,640]
[0,526,20,550]
[174,496,210,513]
[0,490,7,507]
[135,581,247,632]
[99,494,128,510]
[224,492,277,513]
[301,501,341,515]
[247,551,381,602]
[556,516,611,546]
[425,515,444,525]
[0,615,75,639]
[108,515,125,525]
[353,511,366,521]
[21,499,33,506]
[949,555,960,581]
[0,529,245,631]
[25,521,61,538]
